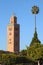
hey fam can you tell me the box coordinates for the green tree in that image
[20,50,27,56]
[27,42,43,61]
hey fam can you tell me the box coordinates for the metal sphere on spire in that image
[32,6,39,14]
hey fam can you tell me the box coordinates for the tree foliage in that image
[0,30,43,64]
[27,43,43,61]
[30,30,41,46]
[26,30,43,61]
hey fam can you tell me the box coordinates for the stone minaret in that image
[7,15,20,54]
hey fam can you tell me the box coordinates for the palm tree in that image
[30,6,41,45]
[32,6,39,31]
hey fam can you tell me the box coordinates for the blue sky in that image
[0,0,43,51]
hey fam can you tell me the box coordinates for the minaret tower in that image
[7,15,20,54]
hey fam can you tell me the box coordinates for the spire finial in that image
[12,12,16,16]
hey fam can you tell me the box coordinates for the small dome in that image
[10,15,17,24]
